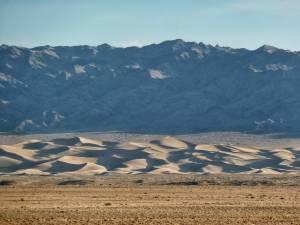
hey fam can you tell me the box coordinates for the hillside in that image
[1,40,300,133]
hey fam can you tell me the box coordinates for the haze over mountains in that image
[0,39,300,134]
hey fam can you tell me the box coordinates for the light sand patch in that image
[272,149,295,161]
[160,136,188,149]
[58,155,98,164]
[61,162,107,175]
[13,168,50,175]
[0,145,38,161]
[202,165,223,174]
[195,144,220,151]
[0,156,22,167]
[256,168,282,174]
[122,159,148,172]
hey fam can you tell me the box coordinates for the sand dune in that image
[0,156,22,167]
[0,136,299,175]
[0,145,38,161]
[59,162,107,175]
[160,136,189,149]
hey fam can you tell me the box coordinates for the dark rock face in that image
[0,39,299,133]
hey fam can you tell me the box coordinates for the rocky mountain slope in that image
[0,39,300,133]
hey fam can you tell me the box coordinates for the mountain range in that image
[1,39,300,134]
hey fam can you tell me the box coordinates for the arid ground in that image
[0,174,300,225]
[0,133,300,224]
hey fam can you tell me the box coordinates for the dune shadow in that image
[51,137,81,146]
[45,161,85,173]
[23,142,48,150]
[36,146,69,157]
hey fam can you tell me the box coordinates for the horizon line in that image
[0,39,298,53]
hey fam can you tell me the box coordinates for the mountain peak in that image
[256,44,280,54]
[97,43,113,49]
[160,39,185,45]
[158,39,186,47]
[157,39,200,52]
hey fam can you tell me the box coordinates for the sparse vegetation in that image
[57,180,91,185]
[135,179,144,184]
[0,180,15,186]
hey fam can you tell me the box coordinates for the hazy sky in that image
[0,0,299,50]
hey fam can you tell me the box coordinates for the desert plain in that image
[0,132,300,224]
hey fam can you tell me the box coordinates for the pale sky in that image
[0,0,299,50]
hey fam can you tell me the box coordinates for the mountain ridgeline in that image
[0,39,300,134]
